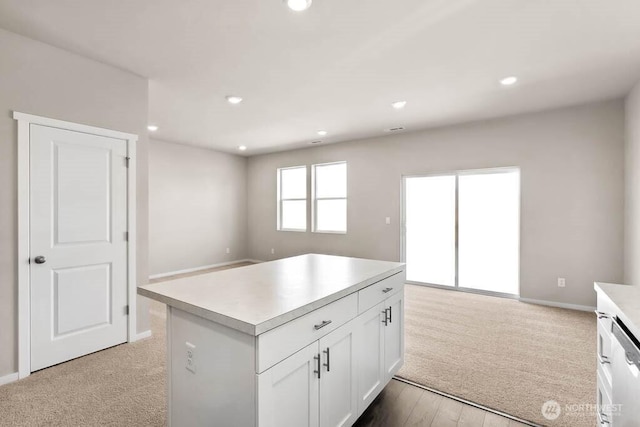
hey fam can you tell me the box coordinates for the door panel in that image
[54,263,112,336]
[356,303,385,416]
[404,176,456,286]
[30,124,128,371]
[55,142,112,244]
[458,171,519,294]
[319,320,357,427]
[258,342,320,427]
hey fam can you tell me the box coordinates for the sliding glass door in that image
[403,168,520,296]
[405,175,456,286]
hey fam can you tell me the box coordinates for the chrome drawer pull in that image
[382,287,394,293]
[598,353,610,365]
[595,310,611,319]
[314,320,332,330]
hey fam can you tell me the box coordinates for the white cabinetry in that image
[594,282,640,426]
[258,319,358,427]
[319,321,358,427]
[383,290,404,381]
[258,342,320,427]
[355,285,404,416]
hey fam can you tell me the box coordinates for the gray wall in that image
[247,100,625,307]
[0,29,150,377]
[149,139,248,275]
[625,82,640,286]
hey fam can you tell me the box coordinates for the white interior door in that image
[30,124,128,372]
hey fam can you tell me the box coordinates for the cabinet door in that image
[356,302,385,416]
[318,320,358,427]
[383,289,404,382]
[258,341,320,427]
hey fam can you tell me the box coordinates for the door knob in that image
[34,256,46,264]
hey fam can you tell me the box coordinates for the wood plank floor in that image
[354,379,532,427]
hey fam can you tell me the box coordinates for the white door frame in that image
[14,111,138,379]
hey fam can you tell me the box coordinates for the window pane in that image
[458,171,519,295]
[316,199,346,232]
[405,176,456,286]
[315,163,346,198]
[281,167,306,199]
[281,200,306,230]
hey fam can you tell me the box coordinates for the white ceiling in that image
[1,0,640,155]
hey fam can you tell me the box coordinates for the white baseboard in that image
[0,372,19,386]
[518,297,595,312]
[133,330,152,341]
[149,259,257,280]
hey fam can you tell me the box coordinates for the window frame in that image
[276,165,308,232]
[312,161,348,234]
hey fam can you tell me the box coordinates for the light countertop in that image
[594,282,640,339]
[139,254,405,336]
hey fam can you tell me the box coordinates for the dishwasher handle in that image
[612,318,640,370]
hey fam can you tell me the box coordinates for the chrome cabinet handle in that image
[382,309,389,326]
[323,347,330,372]
[595,311,611,320]
[382,287,393,293]
[598,353,610,365]
[388,306,392,323]
[314,354,321,379]
[314,320,332,330]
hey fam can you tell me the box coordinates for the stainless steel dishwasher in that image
[610,317,640,426]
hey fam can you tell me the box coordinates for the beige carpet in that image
[397,285,596,427]
[0,269,595,426]
[0,262,253,427]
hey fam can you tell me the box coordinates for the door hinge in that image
[125,305,129,315]
[125,156,131,168]
[124,231,129,241]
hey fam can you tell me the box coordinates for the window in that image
[312,161,347,233]
[277,166,307,231]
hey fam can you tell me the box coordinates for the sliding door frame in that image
[401,166,521,299]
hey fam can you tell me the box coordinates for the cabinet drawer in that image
[358,272,404,313]
[596,313,613,387]
[257,293,358,373]
[596,369,612,426]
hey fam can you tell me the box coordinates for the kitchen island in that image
[139,254,406,427]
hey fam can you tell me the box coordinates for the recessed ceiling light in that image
[226,96,243,104]
[317,130,328,136]
[500,76,518,86]
[391,101,407,109]
[147,125,158,132]
[285,0,312,11]
[238,145,247,151]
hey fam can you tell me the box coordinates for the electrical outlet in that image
[558,278,566,288]
[186,342,196,373]
[271,248,275,254]
[226,247,230,254]
[385,217,391,225]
